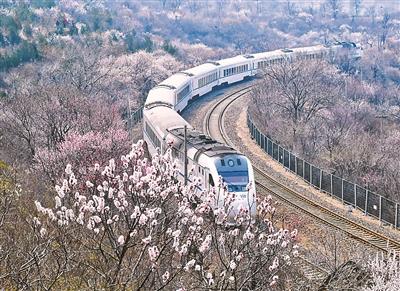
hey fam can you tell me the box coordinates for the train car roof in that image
[145,106,192,138]
[168,128,237,157]
[252,49,287,60]
[253,45,327,60]
[291,45,326,53]
[160,72,192,90]
[183,63,218,77]
[218,55,252,67]
[145,86,176,108]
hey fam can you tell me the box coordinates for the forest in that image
[0,0,400,289]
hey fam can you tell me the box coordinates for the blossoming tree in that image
[363,252,400,291]
[32,140,298,290]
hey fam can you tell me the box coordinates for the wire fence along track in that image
[248,116,400,230]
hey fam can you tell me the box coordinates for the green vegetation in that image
[125,31,154,53]
[0,14,22,46]
[31,0,56,9]
[162,40,177,55]
[0,41,40,71]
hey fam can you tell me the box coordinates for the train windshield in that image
[215,155,249,192]
[219,171,249,192]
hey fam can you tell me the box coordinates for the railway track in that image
[203,84,400,281]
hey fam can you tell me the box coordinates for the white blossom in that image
[162,271,170,283]
[86,181,94,188]
[229,260,237,270]
[65,164,72,175]
[117,235,125,245]
[40,227,47,238]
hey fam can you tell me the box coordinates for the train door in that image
[203,168,214,191]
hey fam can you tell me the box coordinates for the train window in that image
[145,122,161,149]
[209,174,215,187]
[198,72,218,87]
[221,159,225,166]
[177,85,190,103]
[237,159,241,166]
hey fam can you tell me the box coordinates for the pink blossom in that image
[148,246,159,261]
[139,214,148,225]
[142,235,151,244]
[199,235,212,253]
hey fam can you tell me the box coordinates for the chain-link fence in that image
[247,113,400,229]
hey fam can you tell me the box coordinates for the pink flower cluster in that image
[33,140,298,290]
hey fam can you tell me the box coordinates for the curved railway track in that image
[203,83,400,280]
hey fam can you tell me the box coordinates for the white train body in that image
[143,42,361,218]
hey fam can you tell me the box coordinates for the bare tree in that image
[327,0,341,20]
[353,0,362,17]
[379,12,391,49]
[364,252,400,291]
[251,60,342,153]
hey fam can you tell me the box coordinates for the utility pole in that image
[127,98,132,142]
[184,125,188,185]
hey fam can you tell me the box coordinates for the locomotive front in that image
[213,154,256,219]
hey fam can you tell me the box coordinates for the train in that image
[143,41,362,218]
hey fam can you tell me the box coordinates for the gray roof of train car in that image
[183,63,219,77]
[145,106,191,137]
[145,86,175,108]
[217,55,252,67]
[252,45,326,60]
[161,72,192,90]
[169,128,237,157]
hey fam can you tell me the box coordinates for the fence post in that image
[341,179,344,203]
[354,183,357,208]
[310,165,313,185]
[266,137,269,155]
[260,134,263,151]
[330,174,333,196]
[365,190,369,215]
[295,156,297,175]
[379,195,382,223]
[396,204,398,229]
[289,152,291,171]
[319,169,322,189]
[303,161,305,179]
